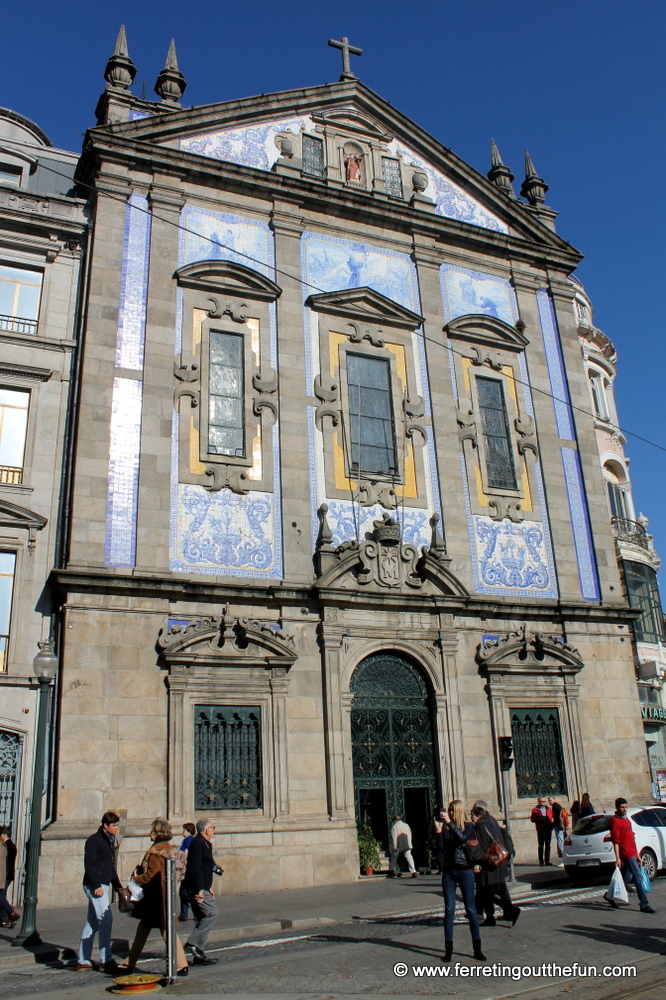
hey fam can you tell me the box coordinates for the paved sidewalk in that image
[0,864,568,971]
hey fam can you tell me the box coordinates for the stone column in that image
[318,616,354,820]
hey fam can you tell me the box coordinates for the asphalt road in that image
[1,878,664,1000]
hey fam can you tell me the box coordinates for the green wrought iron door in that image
[351,653,436,844]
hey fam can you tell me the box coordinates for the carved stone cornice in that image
[446,313,529,352]
[306,286,424,330]
[476,624,584,675]
[0,499,47,553]
[174,259,282,302]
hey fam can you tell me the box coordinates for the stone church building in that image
[31,30,653,902]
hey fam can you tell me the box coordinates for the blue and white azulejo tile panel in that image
[105,377,143,568]
[535,289,575,440]
[561,447,600,601]
[180,116,315,172]
[116,193,151,370]
[440,263,517,326]
[471,516,556,598]
[170,483,281,579]
[170,207,282,580]
[388,140,507,234]
[324,502,432,551]
[302,232,417,310]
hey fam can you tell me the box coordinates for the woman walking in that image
[438,800,485,962]
[0,827,19,928]
[471,802,520,926]
[123,818,189,977]
[579,793,595,818]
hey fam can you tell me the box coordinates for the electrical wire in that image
[3,142,665,457]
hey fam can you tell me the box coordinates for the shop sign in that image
[642,706,666,723]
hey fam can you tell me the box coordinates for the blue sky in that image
[4,1,666,577]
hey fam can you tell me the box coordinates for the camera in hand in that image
[212,864,224,877]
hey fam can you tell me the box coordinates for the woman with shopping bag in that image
[121,818,189,976]
[607,798,655,914]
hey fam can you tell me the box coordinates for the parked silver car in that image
[563,806,666,883]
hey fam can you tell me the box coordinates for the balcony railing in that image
[611,516,649,550]
[0,466,23,485]
[0,313,38,335]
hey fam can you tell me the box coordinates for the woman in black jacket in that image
[438,799,485,962]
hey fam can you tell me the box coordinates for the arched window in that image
[603,460,632,522]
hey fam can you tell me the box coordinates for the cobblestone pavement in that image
[0,880,664,999]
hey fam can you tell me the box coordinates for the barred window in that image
[208,330,244,457]
[194,706,262,810]
[511,708,567,798]
[302,135,325,178]
[477,376,517,490]
[347,354,397,476]
[382,157,403,198]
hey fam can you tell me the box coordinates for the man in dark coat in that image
[183,818,220,965]
[471,800,520,927]
[78,811,124,972]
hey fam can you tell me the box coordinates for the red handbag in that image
[485,838,510,868]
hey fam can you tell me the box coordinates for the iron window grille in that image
[347,354,397,476]
[0,729,22,828]
[510,708,567,798]
[302,135,325,178]
[476,375,518,490]
[208,330,245,457]
[194,706,262,810]
[381,157,403,198]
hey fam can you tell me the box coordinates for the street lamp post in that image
[12,640,58,947]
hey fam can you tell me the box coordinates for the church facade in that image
[30,31,654,902]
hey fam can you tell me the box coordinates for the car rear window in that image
[573,815,612,835]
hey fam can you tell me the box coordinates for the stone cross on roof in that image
[328,36,363,81]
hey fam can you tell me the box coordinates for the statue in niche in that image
[345,155,362,181]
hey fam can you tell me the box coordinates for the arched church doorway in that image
[350,652,437,869]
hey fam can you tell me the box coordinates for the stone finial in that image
[154,39,187,103]
[428,512,447,561]
[317,503,335,550]
[521,149,549,205]
[487,139,515,197]
[104,25,137,90]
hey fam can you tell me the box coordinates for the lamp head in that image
[33,641,58,681]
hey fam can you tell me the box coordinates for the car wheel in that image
[640,848,658,881]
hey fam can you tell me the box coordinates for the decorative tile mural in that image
[472,516,554,594]
[535,289,600,601]
[389,140,507,234]
[170,208,282,580]
[302,231,442,552]
[116,193,151,370]
[105,377,143,568]
[561,447,600,601]
[180,116,315,172]
[440,264,516,326]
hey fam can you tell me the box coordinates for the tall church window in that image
[0,552,16,672]
[0,388,29,485]
[347,354,397,476]
[302,135,325,178]
[0,265,42,334]
[194,706,262,810]
[476,376,517,490]
[382,157,403,198]
[511,708,567,797]
[208,331,245,457]
[623,561,665,645]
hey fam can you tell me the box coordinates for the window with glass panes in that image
[0,166,21,187]
[0,389,29,485]
[382,157,403,198]
[607,481,630,521]
[0,265,42,333]
[623,561,665,644]
[511,708,567,797]
[476,376,518,490]
[0,552,16,672]
[347,354,397,476]
[194,705,262,809]
[302,135,325,178]
[208,331,245,457]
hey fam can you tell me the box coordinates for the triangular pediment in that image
[0,499,47,532]
[175,260,281,301]
[92,81,578,253]
[307,286,424,329]
[446,313,529,351]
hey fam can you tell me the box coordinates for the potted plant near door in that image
[358,821,382,876]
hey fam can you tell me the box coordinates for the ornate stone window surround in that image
[308,108,399,194]
[476,627,587,810]
[174,261,281,494]
[159,611,295,822]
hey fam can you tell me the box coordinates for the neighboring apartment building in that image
[34,29,655,904]
[0,105,87,903]
[574,276,666,801]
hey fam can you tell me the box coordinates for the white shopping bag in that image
[127,877,144,902]
[604,866,628,904]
